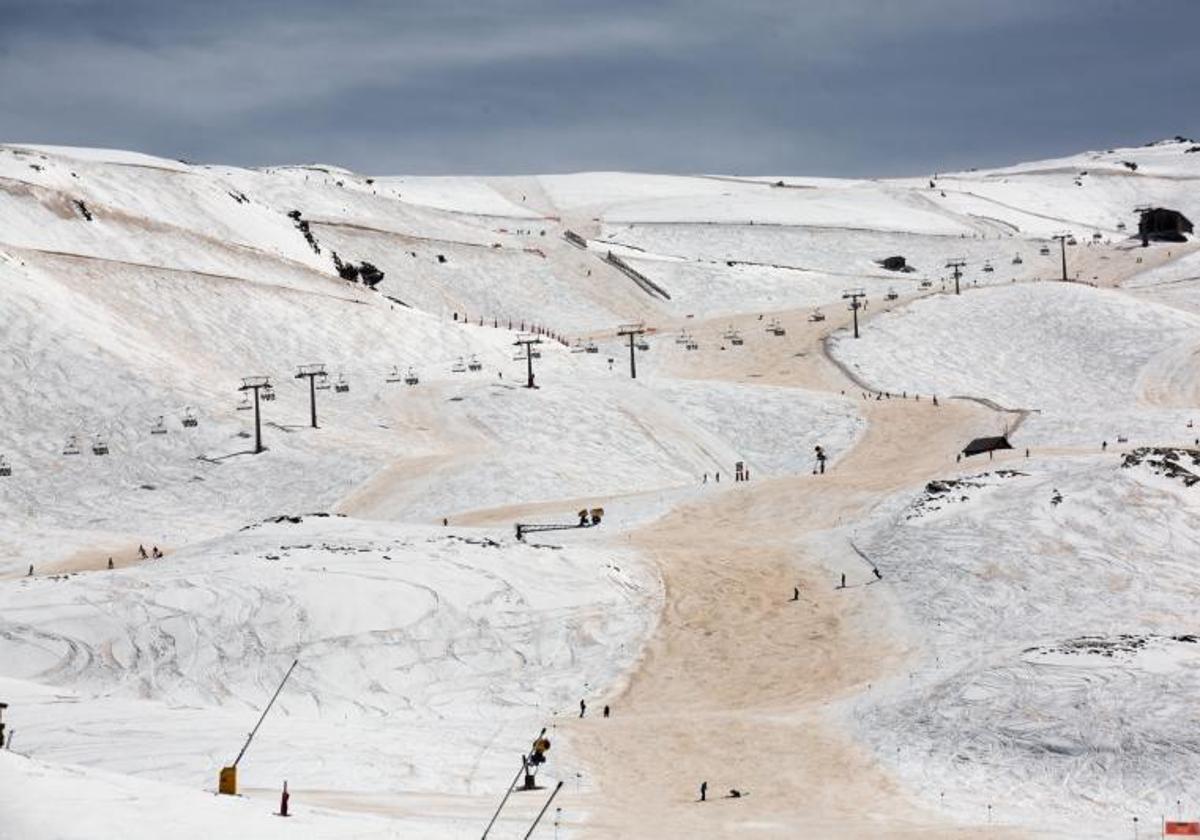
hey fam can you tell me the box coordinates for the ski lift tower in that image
[237,376,272,454]
[945,258,966,295]
[294,364,326,429]
[842,288,866,339]
[1052,232,1073,282]
[513,334,543,389]
[617,322,646,379]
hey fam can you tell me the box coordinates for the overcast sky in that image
[1,0,1197,176]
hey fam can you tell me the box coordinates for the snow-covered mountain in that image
[1,138,1199,839]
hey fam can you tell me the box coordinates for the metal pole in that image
[852,303,860,339]
[233,659,299,768]
[523,781,564,839]
[482,760,527,840]
[526,344,535,388]
[1060,237,1068,282]
[309,376,317,428]
[628,333,637,379]
[253,387,263,454]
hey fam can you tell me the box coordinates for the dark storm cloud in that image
[0,0,1197,175]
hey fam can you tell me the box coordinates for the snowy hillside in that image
[2,137,1200,839]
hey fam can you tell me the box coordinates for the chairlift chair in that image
[468,355,483,371]
[885,288,899,300]
[1066,236,1078,246]
[531,348,542,359]
[675,330,690,345]
[0,456,10,477]
[334,374,350,394]
[261,385,276,402]
[386,365,402,383]
[92,436,109,456]
[150,416,168,435]
[1012,254,1023,265]
[685,339,699,351]
[181,407,199,428]
[451,357,467,374]
[982,261,994,273]
[1039,245,1051,256]
[730,331,744,346]
[771,325,786,336]
[636,339,650,351]
[315,372,331,391]
[808,309,825,323]
[404,367,420,386]
[584,342,598,354]
[570,340,586,353]
[62,434,82,456]
[236,394,252,411]
[919,279,932,289]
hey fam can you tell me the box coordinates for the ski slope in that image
[1,137,1199,839]
[848,454,1200,836]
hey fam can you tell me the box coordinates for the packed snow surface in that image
[1,136,1199,838]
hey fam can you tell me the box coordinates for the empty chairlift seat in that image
[150,416,168,435]
[386,366,402,383]
[63,435,81,455]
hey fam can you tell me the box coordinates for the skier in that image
[1102,440,1108,451]
[107,557,114,570]
[840,573,846,589]
[603,705,610,718]
[792,586,800,602]
[152,546,162,559]
[579,699,586,718]
[27,564,33,576]
[873,567,883,581]
[700,781,708,802]
[138,545,148,560]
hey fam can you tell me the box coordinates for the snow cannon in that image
[217,659,298,796]
[522,737,552,790]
